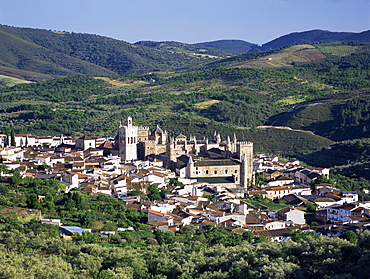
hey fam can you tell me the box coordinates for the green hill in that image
[260,29,370,51]
[299,139,370,182]
[190,30,370,54]
[0,69,335,156]
[0,39,368,154]
[270,93,370,141]
[0,28,116,81]
[208,41,370,71]
[0,25,223,81]
[193,39,259,53]
[134,40,237,58]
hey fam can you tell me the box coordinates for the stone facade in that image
[117,117,254,187]
[118,117,138,161]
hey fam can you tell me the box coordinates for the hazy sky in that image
[0,0,369,45]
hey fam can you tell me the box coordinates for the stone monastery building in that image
[118,117,254,188]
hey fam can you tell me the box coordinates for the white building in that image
[118,117,138,161]
[277,207,306,225]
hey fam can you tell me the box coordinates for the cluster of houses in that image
[0,130,368,242]
[252,154,370,236]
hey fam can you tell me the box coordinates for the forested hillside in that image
[0,25,220,81]
[192,29,370,53]
[1,40,369,156]
[0,168,368,279]
[299,139,370,182]
[260,29,370,51]
[1,25,369,82]
[193,39,260,53]
[134,40,237,57]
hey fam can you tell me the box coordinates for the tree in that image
[3,133,9,147]
[340,230,358,244]
[130,188,143,197]
[160,188,171,199]
[71,252,103,275]
[306,202,318,213]
[10,128,16,147]
[154,230,176,245]
[0,165,9,179]
[26,193,40,209]
[291,229,316,242]
[72,232,98,244]
[169,178,183,187]
[203,194,216,203]
[253,235,268,243]
[148,184,162,201]
[102,221,117,231]
[242,230,254,243]
[9,171,22,186]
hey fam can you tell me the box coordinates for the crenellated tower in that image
[237,141,254,187]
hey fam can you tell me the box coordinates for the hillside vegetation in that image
[193,29,370,53]
[134,40,237,58]
[0,75,32,87]
[271,93,370,141]
[299,139,370,183]
[0,32,368,156]
[0,172,369,278]
[1,25,369,83]
[0,25,220,81]
[260,29,370,51]
[193,39,259,53]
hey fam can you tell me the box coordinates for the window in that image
[214,170,217,174]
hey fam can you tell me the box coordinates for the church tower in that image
[166,137,177,170]
[118,117,138,161]
[237,141,254,187]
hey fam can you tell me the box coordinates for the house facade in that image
[277,207,306,224]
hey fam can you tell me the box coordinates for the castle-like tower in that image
[237,142,254,187]
[118,117,168,161]
[118,117,138,161]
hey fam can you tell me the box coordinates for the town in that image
[0,117,368,242]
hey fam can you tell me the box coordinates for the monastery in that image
[117,117,254,187]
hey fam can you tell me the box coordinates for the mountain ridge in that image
[0,24,369,81]
[0,24,219,81]
[193,29,370,53]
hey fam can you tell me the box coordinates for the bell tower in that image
[118,117,138,161]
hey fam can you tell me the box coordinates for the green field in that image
[230,44,324,69]
[317,44,359,57]
[244,199,289,212]
[0,75,33,87]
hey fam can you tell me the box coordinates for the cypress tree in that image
[10,128,16,146]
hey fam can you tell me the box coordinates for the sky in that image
[0,0,369,45]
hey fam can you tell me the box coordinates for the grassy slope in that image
[270,92,370,141]
[0,74,33,87]
[229,44,326,69]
